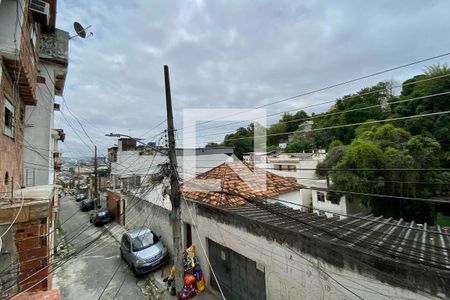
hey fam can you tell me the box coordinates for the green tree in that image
[205,142,220,148]
[285,136,315,153]
[223,124,254,159]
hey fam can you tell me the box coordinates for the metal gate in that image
[208,239,266,300]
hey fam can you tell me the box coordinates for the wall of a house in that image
[0,224,19,294]
[267,159,321,182]
[267,190,307,211]
[183,203,438,300]
[0,68,24,192]
[312,190,348,217]
[0,0,24,57]
[23,63,56,186]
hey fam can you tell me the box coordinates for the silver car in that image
[120,227,169,275]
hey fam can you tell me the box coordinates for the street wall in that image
[183,202,447,300]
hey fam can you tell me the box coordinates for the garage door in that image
[208,239,266,300]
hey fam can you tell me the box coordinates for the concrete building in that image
[266,151,326,181]
[299,179,371,217]
[121,161,450,299]
[0,0,37,193]
[23,22,69,187]
[0,185,58,296]
[180,163,450,299]
[0,0,67,297]
[264,152,370,217]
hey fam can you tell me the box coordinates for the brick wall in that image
[106,190,121,221]
[0,69,25,193]
[14,218,50,292]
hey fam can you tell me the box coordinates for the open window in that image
[3,98,15,138]
[317,192,325,202]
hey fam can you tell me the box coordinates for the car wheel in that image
[120,249,124,260]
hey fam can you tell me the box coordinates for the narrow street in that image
[53,195,147,300]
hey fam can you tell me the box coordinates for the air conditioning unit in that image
[29,0,50,26]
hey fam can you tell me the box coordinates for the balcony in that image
[39,28,69,96]
[52,128,65,142]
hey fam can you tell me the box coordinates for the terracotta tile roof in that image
[181,162,302,207]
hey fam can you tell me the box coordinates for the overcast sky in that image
[54,0,450,158]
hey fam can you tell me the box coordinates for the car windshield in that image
[132,231,159,251]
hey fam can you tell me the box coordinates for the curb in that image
[104,223,122,244]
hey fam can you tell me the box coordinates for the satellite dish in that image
[69,21,93,40]
[74,22,86,38]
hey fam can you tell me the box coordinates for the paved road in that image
[53,195,147,300]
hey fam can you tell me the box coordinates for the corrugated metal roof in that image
[226,202,450,270]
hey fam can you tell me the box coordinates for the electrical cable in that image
[185,72,450,135]
[1,163,163,294]
[176,51,450,132]
[0,182,24,239]
[194,110,450,144]
[190,90,450,140]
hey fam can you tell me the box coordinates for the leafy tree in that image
[316,145,348,177]
[312,82,391,145]
[205,142,220,148]
[285,136,315,153]
[223,124,254,159]
[280,111,308,132]
[327,140,343,151]
[325,121,448,224]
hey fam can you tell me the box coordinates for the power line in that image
[177,51,450,132]
[198,110,450,144]
[190,90,450,140]
[1,156,162,293]
[184,73,450,136]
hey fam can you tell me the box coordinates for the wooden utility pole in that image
[94,145,99,207]
[164,65,184,293]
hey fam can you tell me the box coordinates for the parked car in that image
[80,199,95,211]
[120,227,169,275]
[75,193,86,202]
[90,209,114,226]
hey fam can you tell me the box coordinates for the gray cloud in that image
[54,0,450,157]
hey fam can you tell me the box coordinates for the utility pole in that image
[94,145,99,207]
[164,65,184,293]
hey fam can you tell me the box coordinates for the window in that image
[132,232,159,251]
[317,192,325,202]
[122,176,141,191]
[274,164,281,171]
[3,98,15,138]
[121,236,131,251]
[287,165,297,171]
[31,23,37,50]
[4,172,9,185]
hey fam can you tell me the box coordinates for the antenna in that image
[69,21,93,40]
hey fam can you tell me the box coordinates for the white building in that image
[23,28,69,186]
[264,151,370,217]
[266,151,326,181]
